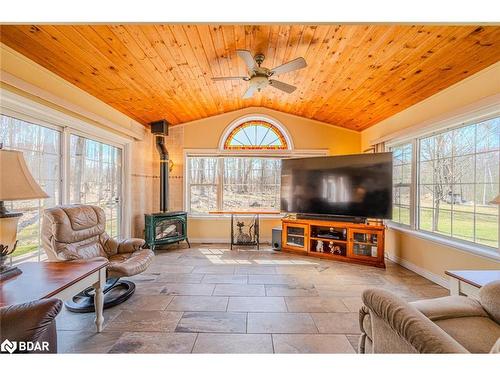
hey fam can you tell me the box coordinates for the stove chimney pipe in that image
[151,120,170,213]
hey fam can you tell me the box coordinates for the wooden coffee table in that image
[445,269,500,298]
[0,259,108,332]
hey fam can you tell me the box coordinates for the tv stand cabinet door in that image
[347,228,384,264]
[282,222,309,253]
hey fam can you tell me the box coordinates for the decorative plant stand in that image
[209,211,280,250]
[231,213,259,250]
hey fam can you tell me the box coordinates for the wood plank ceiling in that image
[1,25,500,130]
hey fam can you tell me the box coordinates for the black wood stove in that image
[145,121,190,250]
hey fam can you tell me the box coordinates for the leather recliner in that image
[0,298,62,353]
[41,204,154,312]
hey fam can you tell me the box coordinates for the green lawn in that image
[394,205,498,248]
[11,222,40,258]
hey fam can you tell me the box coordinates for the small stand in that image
[230,213,260,250]
[209,211,281,250]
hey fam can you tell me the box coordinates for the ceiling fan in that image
[211,50,307,99]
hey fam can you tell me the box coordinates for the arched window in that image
[223,120,288,150]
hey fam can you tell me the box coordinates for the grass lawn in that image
[11,222,40,258]
[394,202,498,248]
[12,243,39,257]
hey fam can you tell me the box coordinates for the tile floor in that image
[56,244,449,354]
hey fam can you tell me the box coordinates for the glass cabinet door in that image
[349,229,382,259]
[284,223,308,251]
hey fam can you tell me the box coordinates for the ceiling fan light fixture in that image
[211,49,307,99]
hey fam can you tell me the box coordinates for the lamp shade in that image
[0,149,49,201]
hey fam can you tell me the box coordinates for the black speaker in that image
[150,120,169,135]
[272,227,282,251]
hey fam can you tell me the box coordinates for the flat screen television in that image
[280,153,393,219]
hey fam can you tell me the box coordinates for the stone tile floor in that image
[57,244,448,354]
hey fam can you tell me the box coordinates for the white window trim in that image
[388,141,416,228]
[1,87,133,239]
[384,98,500,257]
[184,148,329,218]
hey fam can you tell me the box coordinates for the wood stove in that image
[145,211,189,250]
[144,121,189,250]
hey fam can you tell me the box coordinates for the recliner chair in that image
[42,204,154,313]
[358,280,500,353]
[0,298,62,353]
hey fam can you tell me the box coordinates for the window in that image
[187,156,281,213]
[0,114,61,260]
[0,112,125,263]
[69,135,122,238]
[223,157,281,211]
[188,116,291,214]
[224,121,288,150]
[417,118,499,248]
[188,157,219,214]
[388,115,499,253]
[391,143,413,225]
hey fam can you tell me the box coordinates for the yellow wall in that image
[362,63,500,282]
[179,106,362,241]
[183,106,360,155]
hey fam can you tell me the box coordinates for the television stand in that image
[296,214,367,224]
[281,217,385,268]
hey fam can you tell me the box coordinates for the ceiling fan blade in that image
[270,57,307,76]
[242,84,258,99]
[236,49,256,71]
[269,79,297,94]
[212,76,248,81]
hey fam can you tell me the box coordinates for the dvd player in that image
[315,228,347,241]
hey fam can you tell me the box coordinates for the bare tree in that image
[421,122,498,231]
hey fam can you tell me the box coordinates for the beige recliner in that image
[358,280,500,353]
[42,204,154,312]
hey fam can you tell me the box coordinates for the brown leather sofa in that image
[41,204,154,312]
[358,280,500,353]
[0,298,62,354]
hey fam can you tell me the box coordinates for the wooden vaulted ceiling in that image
[1,24,500,130]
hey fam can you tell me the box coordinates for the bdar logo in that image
[1,339,17,354]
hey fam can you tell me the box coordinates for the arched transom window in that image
[224,121,288,150]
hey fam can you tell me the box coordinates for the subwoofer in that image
[272,227,282,250]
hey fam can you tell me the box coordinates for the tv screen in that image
[280,153,393,219]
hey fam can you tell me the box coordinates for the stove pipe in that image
[155,135,169,212]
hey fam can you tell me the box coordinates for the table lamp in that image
[0,146,49,280]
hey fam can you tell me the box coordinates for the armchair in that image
[358,280,500,353]
[0,298,62,353]
[41,204,154,313]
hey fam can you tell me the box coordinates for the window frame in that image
[184,148,329,218]
[1,88,131,264]
[389,141,416,228]
[218,114,294,151]
[385,103,500,259]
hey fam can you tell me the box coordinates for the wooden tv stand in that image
[281,217,385,268]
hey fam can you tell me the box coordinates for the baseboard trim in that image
[386,253,450,289]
